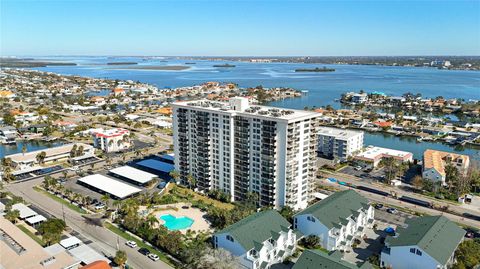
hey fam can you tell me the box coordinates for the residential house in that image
[422,149,470,185]
[381,216,465,269]
[293,190,374,251]
[213,210,296,269]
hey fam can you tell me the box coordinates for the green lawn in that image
[33,186,87,214]
[17,224,45,246]
[104,222,176,267]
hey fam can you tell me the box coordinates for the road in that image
[7,177,174,269]
[317,176,480,229]
[323,169,480,215]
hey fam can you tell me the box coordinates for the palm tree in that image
[169,170,180,183]
[101,194,110,208]
[146,214,159,229]
[36,151,47,165]
[187,174,196,190]
[114,250,128,269]
[21,143,27,156]
[5,209,20,223]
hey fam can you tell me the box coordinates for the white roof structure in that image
[60,236,82,249]
[109,166,157,184]
[67,244,109,264]
[318,127,363,140]
[78,174,142,199]
[356,146,413,160]
[12,203,37,219]
[25,215,47,225]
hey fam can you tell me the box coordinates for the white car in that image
[125,240,137,248]
[148,253,159,261]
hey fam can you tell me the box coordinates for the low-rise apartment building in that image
[0,216,81,269]
[317,127,364,162]
[6,143,94,170]
[422,149,470,185]
[92,128,131,153]
[354,146,413,168]
[293,190,374,251]
[213,210,296,269]
[381,215,465,269]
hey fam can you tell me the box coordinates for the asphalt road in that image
[7,177,174,269]
[317,175,480,229]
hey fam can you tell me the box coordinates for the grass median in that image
[33,186,87,214]
[104,222,176,267]
[17,224,45,246]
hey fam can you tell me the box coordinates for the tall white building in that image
[92,128,131,153]
[172,97,321,210]
[317,127,364,162]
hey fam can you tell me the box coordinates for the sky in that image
[1,0,479,56]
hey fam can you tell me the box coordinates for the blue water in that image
[30,56,480,110]
[0,140,66,158]
[20,56,480,161]
[160,214,194,230]
[364,132,480,162]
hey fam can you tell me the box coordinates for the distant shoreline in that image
[108,65,190,71]
[107,62,138,65]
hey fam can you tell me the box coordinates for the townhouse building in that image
[293,190,374,251]
[381,215,465,269]
[213,210,296,269]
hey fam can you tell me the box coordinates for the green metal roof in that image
[215,210,291,251]
[386,215,465,265]
[292,250,373,269]
[294,190,370,229]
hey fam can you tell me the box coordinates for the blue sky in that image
[1,0,479,56]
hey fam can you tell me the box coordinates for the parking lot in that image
[342,207,413,265]
[340,165,386,183]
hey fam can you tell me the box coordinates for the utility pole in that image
[62,204,66,222]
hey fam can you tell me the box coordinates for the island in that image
[295,67,335,72]
[106,62,138,65]
[213,63,236,68]
[0,58,77,68]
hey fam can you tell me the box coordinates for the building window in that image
[226,235,234,242]
[416,249,422,256]
[307,216,316,222]
[410,248,415,254]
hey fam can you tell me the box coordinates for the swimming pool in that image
[160,214,194,231]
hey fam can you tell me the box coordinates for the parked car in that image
[148,253,159,261]
[374,204,384,209]
[126,241,137,248]
[355,166,362,171]
[138,248,150,255]
[94,203,105,210]
[387,208,398,214]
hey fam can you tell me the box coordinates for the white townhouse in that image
[213,210,296,269]
[293,190,374,251]
[381,215,465,269]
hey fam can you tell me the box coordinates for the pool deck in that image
[139,203,211,234]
